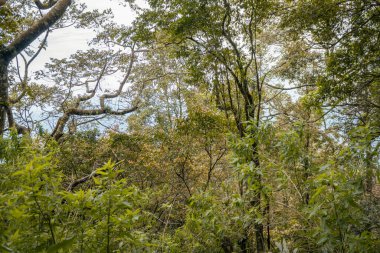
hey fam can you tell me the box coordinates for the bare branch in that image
[265,83,315,91]
[10,30,50,104]
[99,44,136,108]
[67,170,97,192]
[3,0,72,63]
[50,46,144,140]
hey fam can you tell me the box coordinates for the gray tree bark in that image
[0,0,72,135]
[0,59,9,134]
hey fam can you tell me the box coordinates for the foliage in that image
[0,136,148,252]
[0,0,379,252]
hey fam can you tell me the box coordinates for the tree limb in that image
[34,0,58,10]
[3,0,72,63]
[265,83,315,91]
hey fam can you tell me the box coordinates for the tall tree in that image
[136,0,284,251]
[0,0,74,134]
[282,0,380,192]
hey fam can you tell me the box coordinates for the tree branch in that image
[3,0,72,63]
[50,47,142,140]
[34,0,58,10]
[265,83,315,91]
[10,30,50,104]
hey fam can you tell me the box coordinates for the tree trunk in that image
[222,236,233,253]
[238,235,248,253]
[0,59,9,134]
[254,218,265,253]
[252,180,265,253]
[0,0,72,137]
[252,141,265,253]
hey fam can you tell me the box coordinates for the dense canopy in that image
[0,0,379,252]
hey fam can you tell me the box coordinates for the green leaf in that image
[317,236,328,245]
[47,237,75,253]
[1,245,14,253]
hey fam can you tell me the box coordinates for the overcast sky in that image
[32,0,146,71]
[23,1,148,131]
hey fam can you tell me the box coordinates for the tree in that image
[0,0,73,134]
[136,0,286,251]
[39,45,143,140]
[0,0,379,252]
[282,0,380,193]
[0,1,144,139]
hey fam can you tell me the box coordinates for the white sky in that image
[32,0,146,70]
[22,0,148,132]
